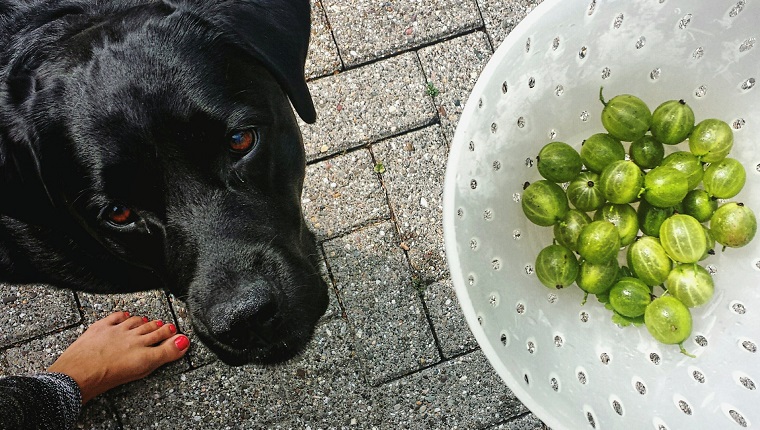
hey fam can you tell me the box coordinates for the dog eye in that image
[102,203,136,225]
[229,128,259,153]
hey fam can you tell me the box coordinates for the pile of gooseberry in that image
[522,88,757,356]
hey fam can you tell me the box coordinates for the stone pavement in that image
[0,1,550,429]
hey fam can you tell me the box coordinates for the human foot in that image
[48,311,190,404]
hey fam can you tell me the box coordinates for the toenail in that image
[174,336,190,350]
[156,320,164,327]
[168,324,176,334]
[142,316,149,323]
[124,311,130,317]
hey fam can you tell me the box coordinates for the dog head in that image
[0,0,328,365]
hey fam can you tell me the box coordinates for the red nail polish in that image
[168,324,177,334]
[124,311,131,317]
[174,336,190,350]
[142,316,149,323]
[156,320,164,327]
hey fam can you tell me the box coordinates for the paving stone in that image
[376,349,527,428]
[418,31,494,143]
[477,0,544,49]
[423,278,478,359]
[275,317,379,429]
[302,148,389,240]
[489,412,551,430]
[300,52,437,161]
[77,397,121,430]
[78,290,189,376]
[0,327,83,376]
[0,283,80,348]
[306,0,342,79]
[371,125,448,281]
[323,0,482,67]
[323,222,438,386]
[114,361,286,429]
[166,294,217,369]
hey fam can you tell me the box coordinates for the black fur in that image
[0,0,328,365]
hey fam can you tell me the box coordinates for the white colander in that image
[443,1,760,429]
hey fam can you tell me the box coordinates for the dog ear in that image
[208,0,317,123]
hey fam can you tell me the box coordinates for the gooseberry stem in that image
[599,86,608,106]
[679,343,696,358]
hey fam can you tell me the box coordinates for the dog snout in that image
[207,277,283,347]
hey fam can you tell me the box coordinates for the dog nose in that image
[207,280,282,347]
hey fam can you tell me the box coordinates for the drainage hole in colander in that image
[694,334,709,347]
[741,339,757,353]
[525,37,531,53]
[547,293,558,304]
[512,229,521,240]
[740,37,755,52]
[517,116,526,128]
[653,418,670,430]
[512,192,521,203]
[469,178,477,189]
[523,372,530,386]
[467,273,476,287]
[634,379,647,395]
[737,375,756,391]
[600,352,611,365]
[516,302,525,314]
[650,352,661,365]
[528,77,535,88]
[501,81,508,94]
[692,46,704,60]
[585,409,597,429]
[691,369,706,384]
[488,292,499,307]
[611,398,623,416]
[732,118,745,130]
[526,340,536,354]
[467,140,475,152]
[555,84,564,96]
[587,0,597,16]
[676,398,693,415]
[756,165,760,175]
[741,77,755,90]
[730,301,747,315]
[636,36,646,49]
[456,207,465,219]
[613,13,624,29]
[549,375,560,392]
[492,160,501,171]
[524,264,534,275]
[730,1,746,18]
[499,331,509,347]
[491,258,501,271]
[650,67,661,80]
[490,122,498,133]
[695,84,708,98]
[724,406,749,428]
[483,209,493,221]
[579,46,588,59]
[553,334,563,347]
[525,157,534,168]
[706,264,717,275]
[477,315,483,326]
[577,369,588,385]
[678,14,692,30]
[469,238,478,251]
[602,67,611,79]
[580,311,589,323]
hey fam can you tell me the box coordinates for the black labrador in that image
[0,0,328,366]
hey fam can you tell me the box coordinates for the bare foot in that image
[48,311,190,404]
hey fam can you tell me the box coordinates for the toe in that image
[140,323,175,344]
[123,315,150,330]
[101,311,132,326]
[134,320,165,335]
[151,334,190,365]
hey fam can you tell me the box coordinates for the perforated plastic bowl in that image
[443,1,760,429]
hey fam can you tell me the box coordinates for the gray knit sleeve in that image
[0,372,82,430]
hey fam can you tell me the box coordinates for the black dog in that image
[0,0,328,366]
